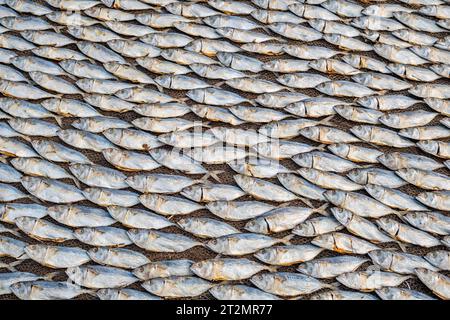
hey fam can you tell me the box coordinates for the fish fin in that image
[328,282,341,289]
[376,90,388,96]
[20,134,32,143]
[154,83,164,93]
[208,170,224,183]
[43,271,61,281]
[396,241,408,253]
[267,265,278,273]
[276,202,291,208]
[249,100,258,107]
[71,176,81,189]
[280,234,294,245]
[214,254,221,260]
[318,115,335,127]
[7,227,22,238]
[315,144,327,151]
[53,26,65,33]
[0,156,7,164]
[312,203,329,216]
[54,116,64,127]
[395,211,408,223]
[0,260,22,272]
[298,196,314,209]
[214,81,225,88]
[66,73,78,81]
[28,194,44,204]
[84,289,97,297]
[276,37,288,43]
[285,87,296,93]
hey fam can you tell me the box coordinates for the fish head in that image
[216,51,233,66]
[24,244,47,262]
[65,266,84,283]
[387,63,406,76]
[361,5,379,16]
[330,207,352,226]
[165,2,182,15]
[350,125,371,140]
[83,94,102,106]
[364,184,385,199]
[76,79,94,92]
[9,157,28,171]
[250,9,268,22]
[245,218,268,234]
[350,17,367,29]
[253,247,276,264]
[103,61,120,73]
[180,185,202,202]
[106,39,125,52]
[205,237,222,253]
[392,29,408,39]
[47,205,71,221]
[414,268,438,287]
[341,54,360,68]
[185,40,202,53]
[292,153,312,168]
[297,167,317,181]
[398,128,419,140]
[190,260,212,278]
[9,282,30,300]
[67,26,83,38]
[73,227,95,243]
[347,169,367,184]
[154,75,171,88]
[356,96,377,109]
[368,250,393,270]
[186,89,205,103]
[190,104,208,117]
[294,221,316,236]
[323,190,345,206]
[71,118,86,131]
[249,273,268,288]
[415,191,436,207]
[142,278,164,295]
[328,143,349,158]
[126,228,147,244]
[314,81,333,95]
[20,30,35,42]
[203,15,221,27]
[96,288,119,300]
[419,6,436,16]
[362,30,379,42]
[395,168,417,182]
[101,0,114,7]
[14,216,36,233]
[308,58,326,72]
[20,176,43,193]
[88,247,109,263]
[288,3,304,15]
[320,0,337,12]
[376,217,399,235]
[351,73,370,86]
[409,45,428,58]
[40,98,61,113]
[425,251,444,267]
[308,19,325,32]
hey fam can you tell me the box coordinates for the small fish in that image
[254,244,324,266]
[15,217,75,242]
[0,235,27,259]
[337,270,411,291]
[293,151,362,173]
[425,250,450,271]
[324,34,373,52]
[388,64,441,82]
[365,184,429,211]
[66,265,138,289]
[0,203,47,224]
[415,268,450,300]
[404,212,450,236]
[332,208,392,243]
[102,148,160,172]
[394,12,446,33]
[107,205,173,230]
[252,140,322,160]
[347,168,408,188]
[178,217,239,239]
[328,144,383,164]
[356,95,419,111]
[417,140,450,159]
[25,244,90,268]
[310,290,377,300]
[139,193,203,216]
[21,176,85,204]
[298,255,369,279]
[88,247,149,269]
[31,140,92,164]
[325,190,398,218]
[376,287,436,301]
[352,72,412,91]
[378,152,443,171]
[316,80,379,98]
[234,174,297,202]
[0,182,31,202]
[210,284,280,300]
[42,98,101,117]
[133,259,194,280]
[57,129,116,152]
[74,226,132,247]
[350,125,415,148]
[103,128,163,151]
[136,57,190,75]
[377,218,441,248]
[416,191,450,211]
[142,276,214,298]
[206,200,275,221]
[82,187,140,207]
[292,216,344,237]
[270,22,322,41]
[396,168,450,191]
[374,44,428,65]
[251,272,335,296]
[77,41,126,64]
[181,183,246,202]
[128,229,203,253]
[206,233,292,255]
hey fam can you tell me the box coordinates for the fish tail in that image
[280,234,294,245]
[28,194,44,204]
[267,265,278,273]
[53,25,65,33]
[54,116,64,127]
[208,170,224,183]
[155,83,164,93]
[298,196,314,209]
[7,227,22,238]
[312,203,329,216]
[318,115,335,127]
[328,281,341,289]
[284,87,296,93]
[248,100,258,106]
[0,260,23,272]
[20,134,32,143]
[71,176,82,189]
[395,240,408,253]
[43,271,61,281]
[376,90,388,96]
[315,144,327,151]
